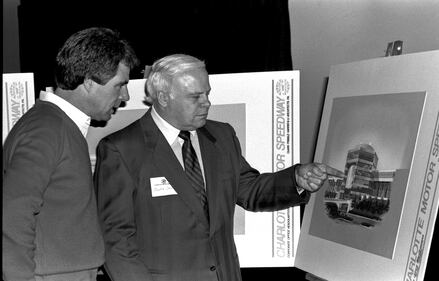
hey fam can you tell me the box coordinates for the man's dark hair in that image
[55,27,138,90]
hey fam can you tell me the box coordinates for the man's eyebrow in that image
[194,90,211,94]
[189,92,204,96]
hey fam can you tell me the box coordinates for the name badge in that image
[150,177,177,197]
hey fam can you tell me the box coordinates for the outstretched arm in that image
[295,163,345,193]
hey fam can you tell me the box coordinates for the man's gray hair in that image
[145,54,205,101]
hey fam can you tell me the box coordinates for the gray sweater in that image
[3,100,104,280]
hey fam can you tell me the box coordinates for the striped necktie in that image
[179,130,209,222]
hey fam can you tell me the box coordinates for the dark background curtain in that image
[18,0,305,279]
[18,0,293,95]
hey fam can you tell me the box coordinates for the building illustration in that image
[324,144,395,227]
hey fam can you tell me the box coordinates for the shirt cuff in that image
[292,164,305,194]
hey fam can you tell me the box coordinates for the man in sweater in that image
[3,27,138,281]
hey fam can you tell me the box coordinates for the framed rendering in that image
[295,50,439,281]
[309,92,424,259]
[86,70,301,267]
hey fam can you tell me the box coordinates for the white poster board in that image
[295,50,439,281]
[2,73,35,143]
[86,71,301,267]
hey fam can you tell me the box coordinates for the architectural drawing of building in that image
[324,144,395,226]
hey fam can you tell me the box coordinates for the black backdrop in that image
[16,0,438,280]
[18,0,293,96]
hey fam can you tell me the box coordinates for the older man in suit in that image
[94,54,343,281]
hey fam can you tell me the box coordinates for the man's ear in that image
[157,91,169,107]
[83,78,95,94]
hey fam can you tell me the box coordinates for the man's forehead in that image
[173,69,209,87]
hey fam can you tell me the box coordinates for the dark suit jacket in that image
[94,109,309,281]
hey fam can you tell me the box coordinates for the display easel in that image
[295,46,438,281]
[302,41,406,281]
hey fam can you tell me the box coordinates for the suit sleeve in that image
[94,138,154,281]
[224,125,310,211]
[3,122,59,281]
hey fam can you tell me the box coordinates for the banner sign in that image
[2,73,35,143]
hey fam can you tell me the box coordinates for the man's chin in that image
[91,113,112,124]
[196,119,207,128]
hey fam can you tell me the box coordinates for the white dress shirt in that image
[39,91,91,138]
[151,106,206,186]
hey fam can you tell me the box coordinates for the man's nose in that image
[119,85,130,101]
[201,93,211,107]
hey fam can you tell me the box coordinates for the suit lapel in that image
[197,126,220,235]
[140,111,210,229]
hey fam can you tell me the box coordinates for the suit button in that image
[210,266,216,271]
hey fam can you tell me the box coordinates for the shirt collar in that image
[39,91,91,137]
[151,106,195,145]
